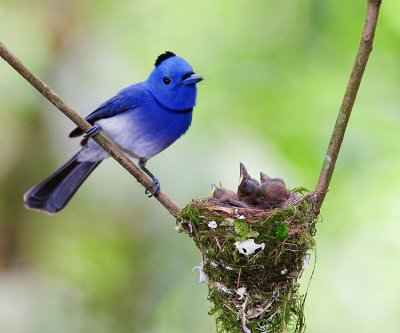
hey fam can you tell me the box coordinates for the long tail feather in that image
[24,153,101,213]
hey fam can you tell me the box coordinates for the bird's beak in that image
[239,162,250,183]
[181,73,203,85]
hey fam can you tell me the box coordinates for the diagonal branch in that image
[314,0,382,212]
[0,41,181,218]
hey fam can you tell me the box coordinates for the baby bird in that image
[211,184,250,208]
[211,184,239,202]
[259,171,290,208]
[237,163,264,207]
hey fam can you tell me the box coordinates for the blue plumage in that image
[24,52,202,213]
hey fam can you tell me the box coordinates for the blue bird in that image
[24,51,203,213]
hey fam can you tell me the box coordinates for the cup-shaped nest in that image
[177,190,318,333]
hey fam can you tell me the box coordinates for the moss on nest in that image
[177,189,319,333]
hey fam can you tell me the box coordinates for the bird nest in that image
[177,189,319,333]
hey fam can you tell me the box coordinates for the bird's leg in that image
[84,124,102,138]
[139,159,160,197]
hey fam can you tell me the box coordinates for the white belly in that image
[76,112,162,163]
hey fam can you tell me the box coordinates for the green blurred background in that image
[1,0,399,332]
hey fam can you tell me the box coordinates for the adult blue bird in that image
[24,51,203,213]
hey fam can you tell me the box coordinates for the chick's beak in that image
[181,73,203,85]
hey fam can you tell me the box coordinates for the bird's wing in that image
[69,84,140,138]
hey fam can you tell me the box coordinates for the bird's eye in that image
[163,76,171,85]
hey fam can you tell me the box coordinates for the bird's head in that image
[211,184,225,199]
[237,163,263,205]
[260,171,272,183]
[146,51,203,111]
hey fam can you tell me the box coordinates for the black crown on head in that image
[155,51,176,67]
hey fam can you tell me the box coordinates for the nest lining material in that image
[177,189,318,333]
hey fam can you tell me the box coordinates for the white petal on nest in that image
[302,255,310,269]
[236,286,247,300]
[192,262,208,283]
[234,239,265,256]
[208,221,218,229]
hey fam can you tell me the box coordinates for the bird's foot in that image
[145,178,160,198]
[84,124,102,138]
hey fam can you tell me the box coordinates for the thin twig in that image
[314,0,382,212]
[0,41,181,218]
[236,268,242,290]
[241,295,249,327]
[213,236,223,252]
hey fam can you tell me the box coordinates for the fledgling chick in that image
[259,172,290,208]
[211,184,250,208]
[211,184,239,201]
[260,171,272,183]
[237,163,264,207]
[260,171,286,185]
